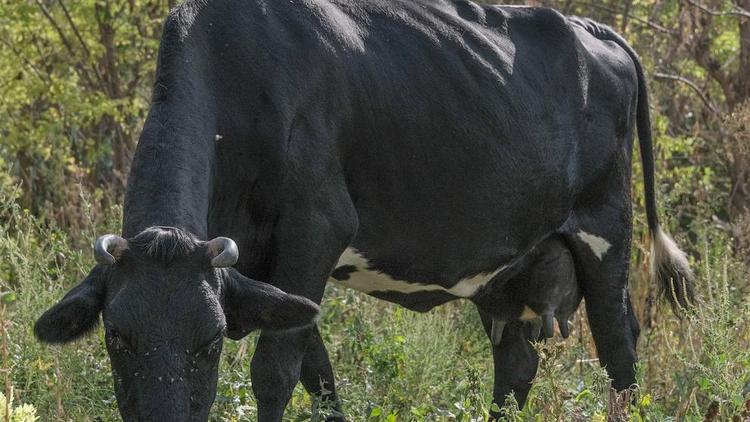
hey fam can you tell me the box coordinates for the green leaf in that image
[0,291,16,305]
[575,388,592,402]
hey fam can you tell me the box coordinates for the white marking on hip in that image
[329,248,507,298]
[577,230,612,260]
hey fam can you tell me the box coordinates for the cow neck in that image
[121,13,222,240]
[122,103,216,240]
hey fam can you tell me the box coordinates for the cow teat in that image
[481,235,583,345]
[490,319,506,345]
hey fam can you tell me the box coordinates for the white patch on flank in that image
[329,248,506,298]
[577,230,612,260]
[215,134,223,141]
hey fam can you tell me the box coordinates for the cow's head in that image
[34,226,319,421]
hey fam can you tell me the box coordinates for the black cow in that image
[34,1,695,421]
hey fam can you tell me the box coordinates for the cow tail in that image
[572,17,696,314]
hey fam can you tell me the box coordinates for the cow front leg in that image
[250,184,357,422]
[300,326,345,421]
[478,309,539,419]
[251,330,311,421]
[252,324,345,422]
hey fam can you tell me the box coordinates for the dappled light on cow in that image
[34,227,319,421]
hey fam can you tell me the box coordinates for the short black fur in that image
[35,1,695,421]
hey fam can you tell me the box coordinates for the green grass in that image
[1,183,749,421]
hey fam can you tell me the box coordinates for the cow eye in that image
[196,329,224,356]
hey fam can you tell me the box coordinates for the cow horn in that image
[94,234,129,265]
[207,237,239,267]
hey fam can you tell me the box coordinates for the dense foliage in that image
[1,0,748,420]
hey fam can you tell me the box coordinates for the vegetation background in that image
[1,0,749,420]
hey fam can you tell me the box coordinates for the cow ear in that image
[34,266,108,344]
[222,269,320,340]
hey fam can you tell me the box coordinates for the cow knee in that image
[251,333,308,411]
[251,353,298,406]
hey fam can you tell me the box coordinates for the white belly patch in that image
[328,247,507,298]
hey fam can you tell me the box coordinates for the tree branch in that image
[0,35,48,82]
[685,0,750,18]
[33,0,97,88]
[733,3,750,17]
[34,0,76,60]
[55,0,106,89]
[653,72,722,116]
[571,1,674,34]
[56,0,90,57]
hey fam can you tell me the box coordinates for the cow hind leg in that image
[478,309,539,419]
[563,207,639,391]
